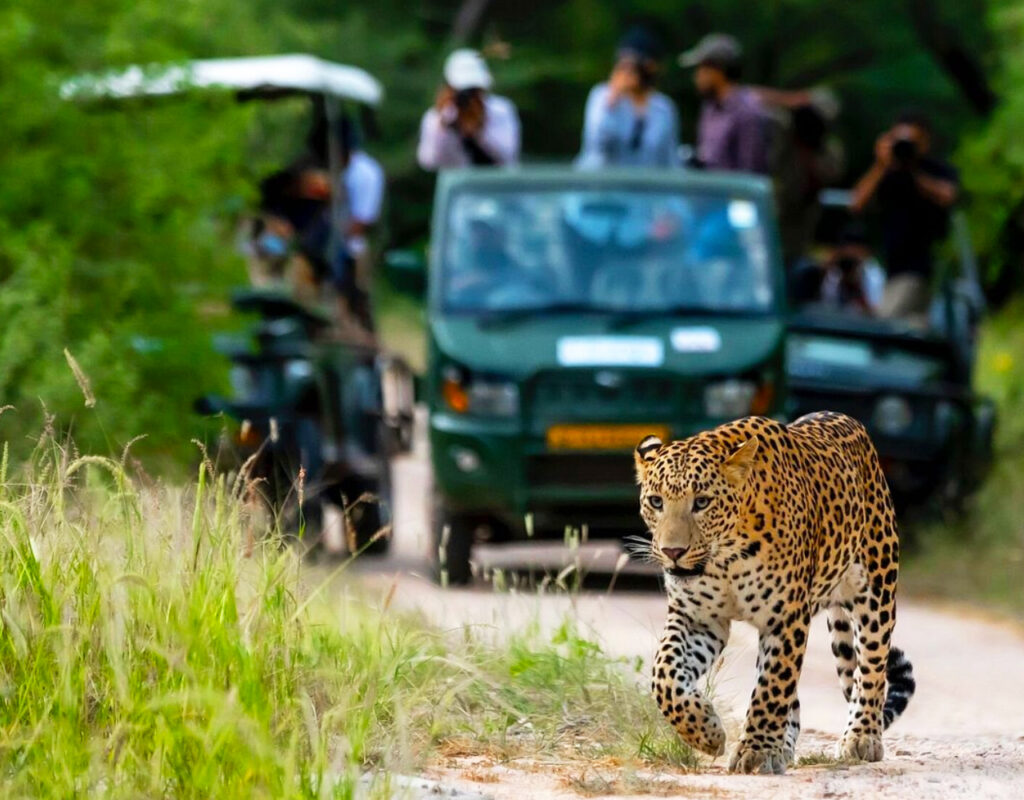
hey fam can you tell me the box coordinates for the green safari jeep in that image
[405,167,788,583]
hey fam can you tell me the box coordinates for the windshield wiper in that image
[471,303,772,329]
[473,302,624,328]
[609,306,770,329]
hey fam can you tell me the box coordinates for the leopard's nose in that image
[661,547,686,563]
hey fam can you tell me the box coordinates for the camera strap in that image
[460,134,498,166]
[629,117,647,151]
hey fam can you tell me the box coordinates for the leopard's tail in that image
[883,646,915,729]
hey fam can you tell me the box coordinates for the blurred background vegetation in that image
[1,0,1023,495]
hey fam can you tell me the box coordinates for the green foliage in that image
[903,300,1024,617]
[0,0,449,471]
[0,433,692,795]
[955,1,1024,293]
[0,1,268,468]
[0,0,1002,473]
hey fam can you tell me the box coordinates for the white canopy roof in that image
[61,54,383,106]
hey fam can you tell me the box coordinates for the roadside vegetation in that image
[902,299,1024,619]
[0,429,693,797]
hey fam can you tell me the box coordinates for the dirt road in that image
[341,441,1024,799]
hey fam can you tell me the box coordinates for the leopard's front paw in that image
[687,712,726,757]
[729,741,788,775]
[837,732,884,762]
[661,696,726,757]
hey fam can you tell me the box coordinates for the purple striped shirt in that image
[696,88,770,174]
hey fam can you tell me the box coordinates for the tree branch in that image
[784,47,879,88]
[905,0,996,115]
[451,0,493,43]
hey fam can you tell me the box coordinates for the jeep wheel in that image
[431,497,474,586]
[344,494,391,555]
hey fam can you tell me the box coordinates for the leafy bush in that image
[903,300,1024,616]
[0,1,270,469]
[954,1,1024,297]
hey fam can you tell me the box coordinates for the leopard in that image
[632,411,915,775]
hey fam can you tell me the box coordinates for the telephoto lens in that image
[454,88,477,110]
[891,137,917,165]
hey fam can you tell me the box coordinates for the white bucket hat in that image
[443,49,493,91]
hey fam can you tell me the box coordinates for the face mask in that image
[257,231,290,259]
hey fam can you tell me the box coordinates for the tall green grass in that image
[0,432,690,798]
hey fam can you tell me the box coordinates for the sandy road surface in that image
[336,439,1024,799]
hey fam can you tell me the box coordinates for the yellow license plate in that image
[546,424,671,451]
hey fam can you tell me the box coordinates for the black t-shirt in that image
[877,157,959,277]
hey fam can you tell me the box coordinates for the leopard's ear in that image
[635,435,663,484]
[722,438,759,487]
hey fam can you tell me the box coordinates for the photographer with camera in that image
[851,111,959,319]
[417,49,520,170]
[577,26,680,168]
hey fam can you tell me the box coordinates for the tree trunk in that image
[905,0,996,115]
[451,0,493,43]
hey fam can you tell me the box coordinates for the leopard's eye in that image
[693,495,712,512]
[648,495,663,510]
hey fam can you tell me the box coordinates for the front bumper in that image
[788,379,985,501]
[431,412,716,534]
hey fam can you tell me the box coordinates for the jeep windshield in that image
[439,187,776,316]
[788,333,949,386]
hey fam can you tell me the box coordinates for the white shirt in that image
[340,150,384,256]
[416,94,521,169]
[343,150,384,225]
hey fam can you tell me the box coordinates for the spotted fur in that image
[634,412,914,775]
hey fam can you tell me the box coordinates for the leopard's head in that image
[634,433,759,578]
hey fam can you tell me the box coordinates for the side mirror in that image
[384,249,427,296]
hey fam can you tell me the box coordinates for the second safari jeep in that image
[416,167,787,583]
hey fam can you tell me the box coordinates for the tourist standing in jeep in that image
[680,33,770,175]
[577,26,681,168]
[417,49,521,169]
[851,111,960,320]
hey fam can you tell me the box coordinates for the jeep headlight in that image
[704,379,758,419]
[442,366,519,417]
[229,365,256,399]
[874,395,913,435]
[468,379,520,417]
[284,359,314,383]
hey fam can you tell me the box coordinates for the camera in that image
[891,137,918,167]
[454,88,480,111]
[615,54,655,89]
